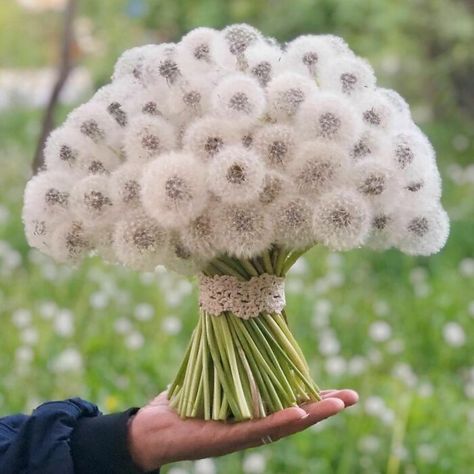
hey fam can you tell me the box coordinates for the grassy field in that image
[1,1,474,472]
[0,107,473,473]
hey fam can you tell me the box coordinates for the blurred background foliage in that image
[0,1,473,473]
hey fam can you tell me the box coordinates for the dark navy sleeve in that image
[0,398,159,474]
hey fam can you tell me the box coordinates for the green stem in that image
[241,260,259,277]
[262,249,274,274]
[281,247,311,276]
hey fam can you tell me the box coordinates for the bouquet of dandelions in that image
[23,24,449,421]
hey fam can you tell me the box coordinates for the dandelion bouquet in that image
[23,25,448,421]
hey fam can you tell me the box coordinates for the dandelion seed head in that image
[253,124,297,169]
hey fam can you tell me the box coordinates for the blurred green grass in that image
[1,1,474,473]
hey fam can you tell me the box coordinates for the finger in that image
[227,405,308,447]
[321,389,359,407]
[148,391,169,407]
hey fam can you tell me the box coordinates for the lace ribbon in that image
[198,273,286,319]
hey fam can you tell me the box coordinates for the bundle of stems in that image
[168,245,321,420]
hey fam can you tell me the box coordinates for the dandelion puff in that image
[357,91,396,130]
[70,175,115,226]
[352,159,400,209]
[366,210,398,251]
[162,233,205,275]
[290,141,347,197]
[258,172,287,205]
[43,126,98,173]
[66,102,122,148]
[50,220,93,264]
[23,209,62,254]
[378,88,411,124]
[182,117,240,161]
[221,23,262,56]
[389,129,435,171]
[244,41,283,86]
[272,196,316,249]
[110,163,144,209]
[313,190,372,251]
[318,34,354,57]
[266,73,318,121]
[297,93,360,146]
[177,27,220,75]
[208,145,264,203]
[113,211,168,271]
[350,128,389,162]
[215,202,273,258]
[124,115,177,162]
[282,35,336,79]
[166,74,215,122]
[91,227,117,264]
[180,211,218,260]
[23,171,76,219]
[318,57,376,97]
[393,203,449,256]
[253,124,297,170]
[112,44,160,82]
[211,74,266,122]
[140,152,208,228]
[141,43,181,86]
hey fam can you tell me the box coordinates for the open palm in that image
[128,389,359,471]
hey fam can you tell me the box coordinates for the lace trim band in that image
[198,273,286,319]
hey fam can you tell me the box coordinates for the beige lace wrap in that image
[198,273,286,319]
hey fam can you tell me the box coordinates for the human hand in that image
[128,389,358,471]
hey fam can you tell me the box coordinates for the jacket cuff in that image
[71,407,159,474]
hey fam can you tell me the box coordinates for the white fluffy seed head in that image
[110,163,144,209]
[244,42,283,86]
[253,124,297,170]
[113,210,168,271]
[290,141,347,197]
[23,25,449,270]
[393,202,449,256]
[215,203,273,258]
[266,72,318,122]
[297,93,361,146]
[273,196,316,249]
[140,152,208,228]
[313,190,372,251]
[124,115,177,162]
[50,219,93,264]
[318,57,376,97]
[182,116,240,161]
[283,35,336,79]
[180,211,218,260]
[23,171,76,219]
[211,74,266,122]
[70,175,116,226]
[208,145,264,203]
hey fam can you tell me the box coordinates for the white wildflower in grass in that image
[23,24,450,423]
[314,190,371,251]
[442,322,466,347]
[211,74,266,122]
[140,152,208,228]
[124,115,176,162]
[319,57,376,97]
[162,316,182,335]
[253,124,297,170]
[50,348,83,373]
[113,211,167,271]
[297,93,360,146]
[290,141,347,197]
[208,145,264,203]
[70,175,115,225]
[243,453,267,474]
